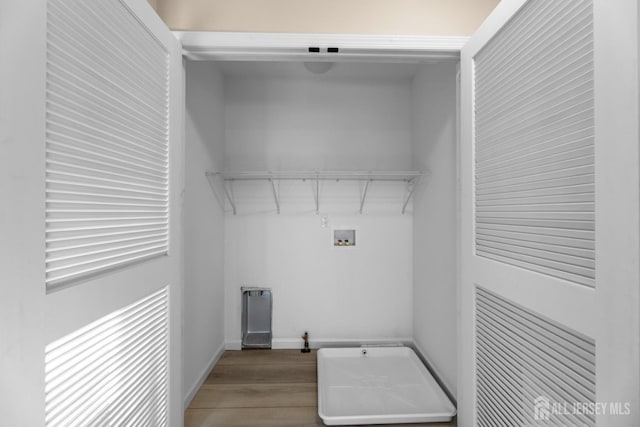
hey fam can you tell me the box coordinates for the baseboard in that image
[225,337,414,351]
[411,340,457,406]
[225,340,241,351]
[183,342,225,410]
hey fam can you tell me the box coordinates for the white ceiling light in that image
[303,61,335,74]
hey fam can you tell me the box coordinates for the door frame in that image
[174,31,468,62]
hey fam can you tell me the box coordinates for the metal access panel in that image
[241,287,272,349]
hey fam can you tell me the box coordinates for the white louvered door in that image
[45,0,172,289]
[41,0,184,425]
[460,1,640,426]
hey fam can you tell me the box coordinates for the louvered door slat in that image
[476,226,594,250]
[474,0,595,286]
[46,0,170,289]
[45,287,170,427]
[476,287,596,427]
[474,0,594,288]
[477,153,594,185]
[477,121,593,169]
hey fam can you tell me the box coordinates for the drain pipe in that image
[301,331,311,353]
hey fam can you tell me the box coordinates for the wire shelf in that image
[206,170,423,215]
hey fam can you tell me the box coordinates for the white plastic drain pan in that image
[317,347,456,425]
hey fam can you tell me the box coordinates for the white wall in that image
[224,68,413,171]
[223,68,415,348]
[183,61,226,404]
[225,212,414,348]
[411,63,458,397]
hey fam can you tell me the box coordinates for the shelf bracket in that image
[360,179,371,214]
[204,172,227,212]
[269,178,280,214]
[314,176,320,214]
[223,179,237,215]
[401,179,417,215]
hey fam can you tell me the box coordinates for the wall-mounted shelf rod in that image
[205,170,422,214]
